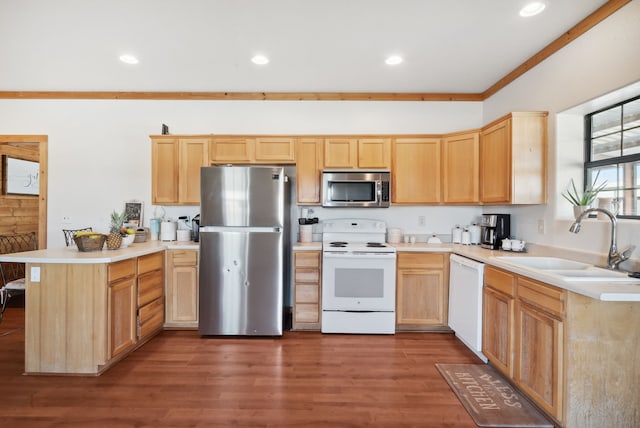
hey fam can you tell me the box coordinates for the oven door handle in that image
[323,252,396,259]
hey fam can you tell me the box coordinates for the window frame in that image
[584,94,640,220]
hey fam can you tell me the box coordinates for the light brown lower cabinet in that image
[24,251,166,375]
[137,252,165,341]
[395,252,449,331]
[165,249,199,328]
[292,250,322,330]
[483,266,640,427]
[108,260,137,359]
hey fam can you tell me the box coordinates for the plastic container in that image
[452,225,462,244]
[299,225,313,243]
[387,228,402,244]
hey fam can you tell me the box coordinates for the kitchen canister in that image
[461,229,471,245]
[149,218,161,241]
[299,224,313,243]
[452,225,462,244]
[160,220,177,241]
[469,223,481,245]
[176,229,191,242]
[387,228,402,244]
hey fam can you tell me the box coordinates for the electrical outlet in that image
[31,266,40,282]
[418,216,426,227]
[61,215,72,226]
[537,219,545,234]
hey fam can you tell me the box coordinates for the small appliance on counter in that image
[150,218,161,241]
[160,220,177,241]
[480,214,510,249]
[192,214,200,242]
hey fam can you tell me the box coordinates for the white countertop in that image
[0,240,199,264]
[3,239,639,302]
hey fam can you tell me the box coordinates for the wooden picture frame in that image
[3,155,40,196]
[124,200,143,227]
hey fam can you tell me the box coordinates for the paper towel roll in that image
[160,221,177,241]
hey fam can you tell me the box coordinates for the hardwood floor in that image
[0,308,482,427]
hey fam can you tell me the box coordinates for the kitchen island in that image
[0,241,182,375]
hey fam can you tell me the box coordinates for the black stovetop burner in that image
[329,241,348,247]
[366,242,386,247]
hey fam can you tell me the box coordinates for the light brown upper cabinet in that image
[324,137,390,169]
[210,137,254,164]
[296,138,324,204]
[479,112,548,204]
[254,137,295,163]
[392,137,441,204]
[151,136,209,205]
[442,131,480,203]
[210,136,295,164]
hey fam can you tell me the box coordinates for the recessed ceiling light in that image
[519,2,546,17]
[119,54,139,64]
[251,54,269,65]
[385,55,403,66]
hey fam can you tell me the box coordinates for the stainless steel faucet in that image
[569,207,636,270]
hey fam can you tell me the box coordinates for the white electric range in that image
[321,219,397,334]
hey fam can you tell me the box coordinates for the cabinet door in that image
[515,300,563,420]
[482,287,514,378]
[324,138,357,168]
[392,138,441,204]
[179,138,209,205]
[109,277,137,359]
[139,298,164,341]
[210,137,254,163]
[151,138,179,204]
[396,268,445,326]
[166,250,199,326]
[480,118,512,203]
[442,132,479,203]
[255,137,295,163]
[358,138,390,169]
[396,253,447,328]
[295,138,324,204]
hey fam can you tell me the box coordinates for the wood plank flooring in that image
[0,308,482,427]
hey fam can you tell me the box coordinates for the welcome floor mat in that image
[435,363,553,428]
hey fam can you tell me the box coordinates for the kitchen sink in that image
[493,256,640,283]
[545,267,639,282]
[494,256,591,270]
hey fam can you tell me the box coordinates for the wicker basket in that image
[74,233,106,252]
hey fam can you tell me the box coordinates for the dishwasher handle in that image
[450,254,485,270]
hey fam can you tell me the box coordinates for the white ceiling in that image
[0,0,611,94]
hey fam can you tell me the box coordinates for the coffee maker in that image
[480,214,510,250]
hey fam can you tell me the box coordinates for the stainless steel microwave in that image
[321,170,390,208]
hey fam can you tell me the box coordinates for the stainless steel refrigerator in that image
[198,165,288,336]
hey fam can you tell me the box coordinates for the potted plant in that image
[562,171,607,219]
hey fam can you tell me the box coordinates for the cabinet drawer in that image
[397,252,444,269]
[295,303,319,323]
[138,269,164,307]
[295,268,320,283]
[138,252,164,275]
[485,266,515,297]
[171,250,197,266]
[517,277,565,317]
[139,297,164,340]
[295,252,320,268]
[296,284,319,304]
[108,259,136,283]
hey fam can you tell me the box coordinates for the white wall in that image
[0,100,482,247]
[1,2,639,258]
[482,1,640,263]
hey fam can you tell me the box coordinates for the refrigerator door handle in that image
[200,226,281,233]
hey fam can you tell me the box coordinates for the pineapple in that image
[107,210,127,249]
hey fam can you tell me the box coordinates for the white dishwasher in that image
[448,254,487,362]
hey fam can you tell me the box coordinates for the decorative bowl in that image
[120,234,135,248]
[74,233,106,252]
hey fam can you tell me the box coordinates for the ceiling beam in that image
[0,0,631,102]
